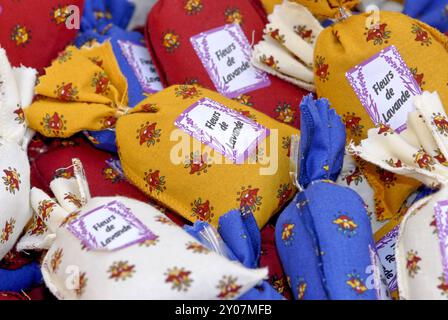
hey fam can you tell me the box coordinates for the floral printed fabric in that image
[146,0,309,128]
[75,0,163,153]
[184,210,283,300]
[314,10,448,221]
[30,169,267,299]
[275,95,384,300]
[0,262,43,292]
[251,1,323,91]
[0,48,36,260]
[259,0,359,17]
[0,0,84,73]
[349,91,448,299]
[403,0,448,32]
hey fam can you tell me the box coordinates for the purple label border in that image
[346,45,422,134]
[66,200,157,251]
[190,24,271,98]
[434,200,448,284]
[175,97,270,164]
[118,40,161,94]
[376,225,399,292]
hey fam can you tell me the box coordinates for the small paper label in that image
[118,40,163,94]
[346,46,422,133]
[369,244,391,300]
[375,226,399,292]
[175,98,270,163]
[190,24,271,98]
[67,201,156,251]
[434,200,448,283]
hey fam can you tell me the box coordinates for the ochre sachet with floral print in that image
[258,0,359,16]
[313,10,448,221]
[25,41,298,228]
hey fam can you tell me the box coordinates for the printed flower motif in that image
[155,215,176,226]
[85,132,100,145]
[41,112,67,135]
[91,72,109,95]
[184,152,210,175]
[0,218,15,244]
[294,25,314,44]
[217,276,242,299]
[184,0,203,15]
[225,8,243,24]
[56,50,72,63]
[346,272,368,294]
[271,275,287,295]
[51,5,71,24]
[342,167,363,186]
[376,168,396,188]
[75,272,87,297]
[438,275,448,296]
[413,148,435,171]
[412,24,431,46]
[139,236,160,247]
[259,54,279,71]
[297,279,307,300]
[343,112,364,137]
[275,103,295,124]
[54,168,74,179]
[11,25,31,47]
[191,198,214,222]
[277,184,293,207]
[174,85,200,99]
[281,223,295,246]
[237,109,256,121]
[237,186,262,213]
[315,56,329,82]
[434,148,448,166]
[38,199,56,221]
[59,211,80,227]
[385,158,403,168]
[365,23,391,45]
[108,261,136,281]
[64,192,82,208]
[50,248,63,273]
[432,112,448,136]
[377,123,393,136]
[233,94,253,107]
[140,103,159,113]
[268,28,285,44]
[14,107,25,124]
[54,82,79,101]
[410,67,425,88]
[282,136,291,157]
[333,214,358,237]
[186,241,209,254]
[144,169,166,194]
[406,250,421,277]
[89,56,103,67]
[29,215,47,236]
[102,166,122,184]
[137,122,161,147]
[162,31,180,53]
[165,267,192,291]
[430,214,438,234]
[2,168,21,194]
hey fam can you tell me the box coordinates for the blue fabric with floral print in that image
[403,0,448,32]
[185,210,284,300]
[0,262,43,292]
[75,0,162,152]
[275,94,379,300]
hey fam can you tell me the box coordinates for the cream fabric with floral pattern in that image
[31,161,267,300]
[350,91,448,299]
[251,1,322,92]
[0,48,36,260]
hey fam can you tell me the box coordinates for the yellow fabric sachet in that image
[25,42,298,228]
[314,11,448,220]
[260,0,359,16]
[116,86,298,228]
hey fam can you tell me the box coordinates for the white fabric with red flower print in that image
[349,91,448,299]
[30,162,267,300]
[0,48,36,260]
[251,1,323,92]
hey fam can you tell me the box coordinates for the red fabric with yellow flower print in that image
[0,0,84,72]
[145,0,309,128]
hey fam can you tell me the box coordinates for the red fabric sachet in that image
[146,0,309,128]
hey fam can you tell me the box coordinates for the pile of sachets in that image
[1,0,448,300]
